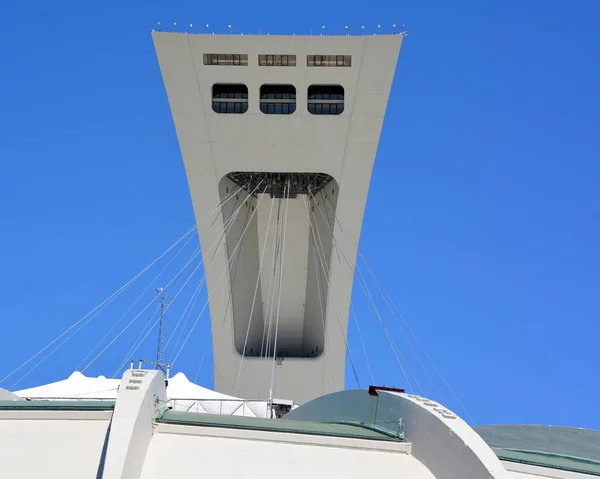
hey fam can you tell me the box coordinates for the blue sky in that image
[1,0,599,429]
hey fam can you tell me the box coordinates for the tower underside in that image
[153,32,402,403]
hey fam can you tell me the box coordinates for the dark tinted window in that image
[260,84,296,115]
[212,84,248,114]
[307,85,344,115]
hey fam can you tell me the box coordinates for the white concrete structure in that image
[0,404,112,478]
[5,368,595,478]
[153,32,402,403]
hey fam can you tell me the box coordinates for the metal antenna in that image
[155,288,167,368]
[321,24,325,36]
[393,23,396,34]
[345,24,349,36]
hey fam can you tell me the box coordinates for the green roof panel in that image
[0,400,115,411]
[156,410,403,442]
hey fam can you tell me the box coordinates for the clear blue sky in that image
[1,0,599,429]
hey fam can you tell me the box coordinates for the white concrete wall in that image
[0,387,21,400]
[102,369,167,479]
[141,424,434,479]
[153,33,402,403]
[0,411,111,478]
[393,393,510,479]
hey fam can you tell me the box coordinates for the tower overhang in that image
[153,32,402,403]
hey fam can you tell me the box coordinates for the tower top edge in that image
[151,31,404,39]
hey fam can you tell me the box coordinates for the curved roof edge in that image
[286,389,509,479]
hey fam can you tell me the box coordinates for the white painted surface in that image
[154,422,411,452]
[102,369,166,479]
[141,428,435,479]
[0,415,110,478]
[392,393,511,479]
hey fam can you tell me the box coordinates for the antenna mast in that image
[156,288,167,368]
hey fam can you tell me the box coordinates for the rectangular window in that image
[260,84,296,115]
[307,55,352,67]
[203,54,248,66]
[212,84,248,114]
[307,85,344,115]
[258,54,297,66]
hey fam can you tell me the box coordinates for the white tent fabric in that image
[15,372,120,399]
[14,371,270,417]
[166,373,268,417]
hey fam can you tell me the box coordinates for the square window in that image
[260,85,295,114]
[307,85,344,115]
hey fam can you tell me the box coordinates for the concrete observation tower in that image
[153,31,402,404]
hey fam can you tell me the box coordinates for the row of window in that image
[212,84,344,115]
[203,54,249,66]
[258,55,296,66]
[203,54,352,67]
[306,55,352,67]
